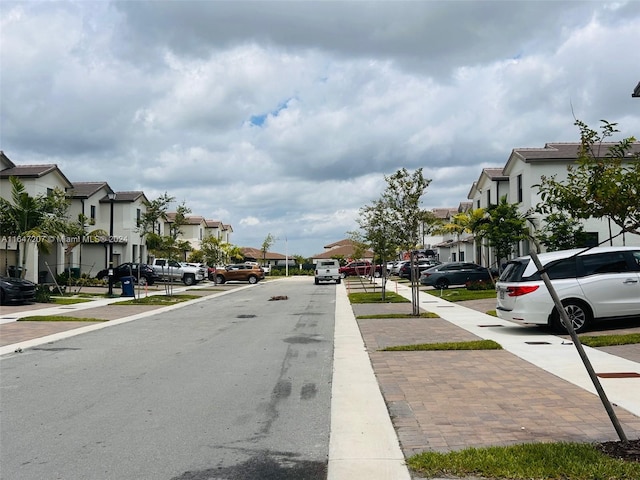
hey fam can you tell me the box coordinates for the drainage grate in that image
[478,324,504,328]
[236,314,256,318]
[596,372,640,379]
[525,341,551,345]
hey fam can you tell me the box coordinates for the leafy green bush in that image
[35,284,52,303]
[466,280,495,291]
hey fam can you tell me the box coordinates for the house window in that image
[47,188,53,197]
[476,200,480,209]
[90,205,96,222]
[486,189,491,206]
[459,251,465,261]
[517,174,523,203]
[451,252,457,262]
[136,208,141,223]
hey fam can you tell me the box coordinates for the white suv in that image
[496,246,640,332]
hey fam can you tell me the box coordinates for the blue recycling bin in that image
[120,276,135,297]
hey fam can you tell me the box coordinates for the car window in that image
[579,252,630,276]
[499,261,527,282]
[631,251,640,271]
[525,258,577,281]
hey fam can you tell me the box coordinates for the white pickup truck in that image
[315,259,341,285]
[149,258,205,285]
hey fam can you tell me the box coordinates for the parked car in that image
[0,275,37,305]
[149,258,205,285]
[96,263,160,286]
[399,260,441,279]
[338,261,383,278]
[419,262,493,288]
[214,264,265,284]
[390,261,409,276]
[496,246,640,333]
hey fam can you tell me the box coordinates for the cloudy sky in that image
[2,1,639,257]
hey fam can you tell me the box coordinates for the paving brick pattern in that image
[354,306,640,457]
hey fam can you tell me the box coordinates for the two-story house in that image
[466,142,640,269]
[1,153,73,282]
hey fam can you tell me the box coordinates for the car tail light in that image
[506,285,539,297]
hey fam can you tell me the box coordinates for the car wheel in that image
[435,279,449,289]
[183,274,195,286]
[552,300,592,333]
[216,274,226,284]
[315,278,320,285]
[373,271,381,278]
[336,278,341,284]
[138,277,148,286]
[248,275,258,284]
[340,272,347,279]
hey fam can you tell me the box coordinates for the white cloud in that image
[1,1,639,256]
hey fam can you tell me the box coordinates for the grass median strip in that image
[382,339,501,351]
[357,312,439,319]
[407,441,640,479]
[578,333,640,347]
[17,315,106,322]
[113,294,200,305]
[51,297,94,305]
[348,292,410,303]
[424,288,497,302]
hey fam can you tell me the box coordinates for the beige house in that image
[1,153,73,282]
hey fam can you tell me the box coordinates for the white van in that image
[496,246,640,332]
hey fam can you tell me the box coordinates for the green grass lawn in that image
[424,287,497,302]
[357,312,439,319]
[348,292,410,303]
[17,315,106,322]
[578,333,640,347]
[407,441,640,479]
[113,294,201,306]
[382,339,502,351]
[50,297,94,305]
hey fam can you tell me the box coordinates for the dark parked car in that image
[398,260,440,279]
[1,275,37,305]
[420,262,494,289]
[96,263,159,286]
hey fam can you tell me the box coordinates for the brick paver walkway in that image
[354,306,640,457]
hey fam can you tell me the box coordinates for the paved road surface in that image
[1,279,335,480]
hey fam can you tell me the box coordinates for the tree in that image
[261,233,275,266]
[0,176,75,278]
[476,196,532,270]
[200,235,226,267]
[139,193,175,237]
[535,213,588,252]
[537,120,640,239]
[438,208,486,262]
[380,168,432,315]
[357,198,397,299]
[137,192,175,263]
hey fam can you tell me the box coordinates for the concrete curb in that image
[328,283,411,479]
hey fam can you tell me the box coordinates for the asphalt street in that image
[0,279,335,480]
